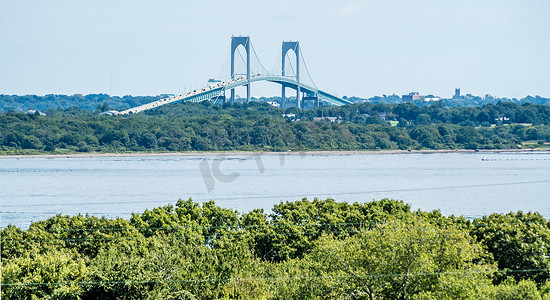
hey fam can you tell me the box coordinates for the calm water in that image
[1,152,550,229]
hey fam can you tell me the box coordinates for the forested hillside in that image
[1,101,549,155]
[293,101,550,126]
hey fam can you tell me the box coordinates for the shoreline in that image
[1,148,549,159]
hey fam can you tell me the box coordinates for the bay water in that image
[1,152,550,229]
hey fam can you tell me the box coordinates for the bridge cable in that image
[299,45,318,91]
[214,43,231,81]
[285,54,296,77]
[236,47,248,76]
[268,43,297,77]
[249,41,269,75]
[266,51,280,75]
[281,43,299,82]
[281,47,297,78]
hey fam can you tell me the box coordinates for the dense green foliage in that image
[2,93,549,113]
[348,94,550,107]
[0,94,159,112]
[2,198,550,299]
[1,101,549,155]
[296,101,550,126]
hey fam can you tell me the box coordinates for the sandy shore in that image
[1,148,549,159]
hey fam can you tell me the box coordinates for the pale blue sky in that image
[1,0,548,98]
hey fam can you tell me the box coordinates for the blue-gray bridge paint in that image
[230,36,251,103]
[281,41,300,108]
[118,37,351,114]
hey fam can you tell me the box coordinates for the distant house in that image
[159,94,175,98]
[495,116,510,122]
[402,92,423,102]
[313,116,341,123]
[25,109,46,116]
[99,110,121,116]
[363,112,396,121]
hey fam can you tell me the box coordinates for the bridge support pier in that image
[281,85,286,109]
[302,95,319,109]
[230,36,251,103]
[282,41,300,109]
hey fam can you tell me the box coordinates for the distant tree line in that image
[2,198,550,299]
[345,94,550,107]
[296,101,550,126]
[0,94,159,112]
[1,101,549,154]
[1,93,549,113]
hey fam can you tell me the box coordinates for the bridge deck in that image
[118,75,351,115]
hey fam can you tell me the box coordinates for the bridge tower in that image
[230,36,251,103]
[281,41,300,109]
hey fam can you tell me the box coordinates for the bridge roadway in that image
[118,75,352,115]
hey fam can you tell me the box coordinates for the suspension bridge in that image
[119,36,352,115]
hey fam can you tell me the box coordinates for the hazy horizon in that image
[1,0,549,99]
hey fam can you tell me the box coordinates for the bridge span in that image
[119,37,351,115]
[119,74,351,115]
